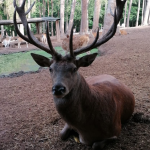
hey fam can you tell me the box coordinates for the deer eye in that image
[49,67,53,72]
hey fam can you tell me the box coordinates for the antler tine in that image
[74,27,99,56]
[25,1,35,15]
[74,0,126,56]
[13,0,54,55]
[13,7,30,43]
[45,21,57,56]
[13,0,17,8]
[21,0,26,8]
[69,25,75,59]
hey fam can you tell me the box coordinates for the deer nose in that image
[52,85,66,96]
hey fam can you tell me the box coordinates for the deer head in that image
[13,0,126,98]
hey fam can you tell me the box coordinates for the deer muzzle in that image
[52,84,66,97]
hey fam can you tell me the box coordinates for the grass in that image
[0,47,98,76]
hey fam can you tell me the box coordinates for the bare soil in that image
[0,26,150,150]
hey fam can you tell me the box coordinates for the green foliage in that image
[0,0,146,34]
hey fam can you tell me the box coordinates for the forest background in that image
[0,0,150,37]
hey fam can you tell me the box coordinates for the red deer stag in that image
[13,0,135,149]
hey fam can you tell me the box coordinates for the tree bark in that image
[51,0,54,36]
[42,0,46,33]
[60,0,65,36]
[92,0,101,31]
[102,0,116,35]
[28,0,31,29]
[67,0,76,34]
[38,0,42,33]
[143,0,150,25]
[142,0,145,24]
[127,0,133,27]
[124,0,127,26]
[136,0,141,26]
[65,0,69,33]
[80,0,89,34]
[19,0,24,35]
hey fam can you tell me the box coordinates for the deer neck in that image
[53,73,92,124]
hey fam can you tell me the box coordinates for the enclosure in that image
[0,26,150,150]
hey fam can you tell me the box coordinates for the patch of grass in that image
[0,47,98,75]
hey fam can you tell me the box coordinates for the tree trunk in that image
[136,0,141,26]
[127,0,133,27]
[67,0,76,34]
[60,0,65,37]
[102,0,116,35]
[80,0,89,34]
[142,0,145,24]
[39,0,42,33]
[65,0,69,33]
[104,0,108,23]
[28,0,31,29]
[19,0,24,35]
[124,0,127,26]
[42,0,46,33]
[143,0,150,25]
[51,0,54,36]
[92,0,101,31]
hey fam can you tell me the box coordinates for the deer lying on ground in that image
[62,34,90,52]
[17,37,28,48]
[2,36,12,47]
[14,0,135,149]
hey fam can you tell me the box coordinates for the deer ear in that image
[76,53,97,68]
[31,53,52,67]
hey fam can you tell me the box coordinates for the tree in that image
[136,0,141,26]
[51,0,54,36]
[65,0,69,32]
[124,0,127,26]
[127,0,133,27]
[92,0,101,31]
[141,0,145,24]
[143,0,150,25]
[102,0,116,35]
[67,0,76,34]
[19,0,24,35]
[60,0,65,36]
[80,0,89,34]
[42,0,46,33]
[28,0,31,29]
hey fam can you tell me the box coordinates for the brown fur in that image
[119,29,128,35]
[31,53,135,149]
[57,74,135,145]
[62,34,90,51]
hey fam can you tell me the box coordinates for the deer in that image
[41,33,47,44]
[2,36,12,47]
[17,37,29,48]
[13,0,135,149]
[62,34,90,52]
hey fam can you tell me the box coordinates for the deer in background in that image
[41,33,47,44]
[62,29,103,54]
[62,34,90,52]
[2,36,12,47]
[14,0,135,149]
[17,37,29,48]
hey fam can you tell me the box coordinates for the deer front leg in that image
[60,123,72,140]
[92,136,117,150]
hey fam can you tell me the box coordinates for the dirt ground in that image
[0,26,150,150]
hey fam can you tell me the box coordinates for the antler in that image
[13,0,57,56]
[73,0,126,56]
